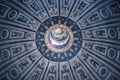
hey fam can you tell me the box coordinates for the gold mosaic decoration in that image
[45,24,74,53]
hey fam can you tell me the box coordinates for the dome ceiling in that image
[0,0,120,80]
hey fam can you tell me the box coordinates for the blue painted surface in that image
[0,0,120,80]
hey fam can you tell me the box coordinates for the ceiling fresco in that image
[0,0,120,80]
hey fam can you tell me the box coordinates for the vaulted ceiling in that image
[0,0,120,80]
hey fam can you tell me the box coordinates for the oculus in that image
[45,24,74,53]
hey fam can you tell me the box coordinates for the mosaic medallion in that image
[36,16,82,61]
